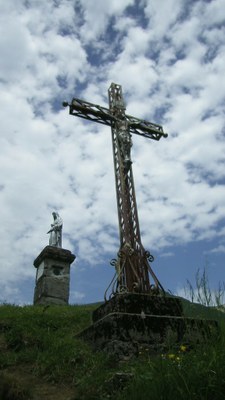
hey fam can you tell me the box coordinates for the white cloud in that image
[144,0,184,37]
[195,0,225,26]
[70,290,86,303]
[0,0,225,303]
[206,244,225,255]
[109,56,158,97]
[78,0,135,42]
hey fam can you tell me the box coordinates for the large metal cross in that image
[63,83,167,299]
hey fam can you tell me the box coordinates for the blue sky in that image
[0,0,225,305]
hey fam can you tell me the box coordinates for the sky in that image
[0,0,225,305]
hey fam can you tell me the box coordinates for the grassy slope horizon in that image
[1,294,225,399]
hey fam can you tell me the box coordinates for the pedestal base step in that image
[77,294,218,359]
[92,293,183,322]
[77,312,218,357]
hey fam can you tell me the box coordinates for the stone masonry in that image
[33,245,75,305]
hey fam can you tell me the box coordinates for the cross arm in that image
[126,114,168,140]
[63,98,168,141]
[63,98,114,127]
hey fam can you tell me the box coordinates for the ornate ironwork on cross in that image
[63,83,168,299]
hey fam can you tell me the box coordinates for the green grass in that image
[117,323,225,400]
[0,303,119,399]
[0,301,225,399]
[167,293,225,322]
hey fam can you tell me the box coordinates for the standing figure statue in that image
[47,212,63,247]
[117,117,133,170]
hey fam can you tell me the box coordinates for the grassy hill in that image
[1,299,225,400]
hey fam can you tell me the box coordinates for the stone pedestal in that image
[77,293,218,357]
[33,246,75,305]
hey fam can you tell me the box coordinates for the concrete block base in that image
[77,293,218,357]
[33,246,75,305]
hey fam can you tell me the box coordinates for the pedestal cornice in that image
[33,245,75,268]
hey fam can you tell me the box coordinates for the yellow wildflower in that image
[180,345,187,352]
[168,354,175,359]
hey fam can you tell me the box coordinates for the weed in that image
[184,266,225,307]
[117,323,225,400]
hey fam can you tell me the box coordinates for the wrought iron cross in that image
[63,83,167,299]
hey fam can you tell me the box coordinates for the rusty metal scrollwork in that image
[145,250,155,263]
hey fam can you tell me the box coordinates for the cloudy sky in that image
[0,0,225,305]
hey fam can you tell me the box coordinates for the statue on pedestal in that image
[47,212,63,247]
